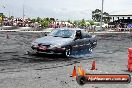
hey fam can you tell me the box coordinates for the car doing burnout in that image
[31,28,97,57]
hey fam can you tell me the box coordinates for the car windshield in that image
[49,29,74,38]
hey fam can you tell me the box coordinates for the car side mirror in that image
[74,38,76,41]
[74,37,79,41]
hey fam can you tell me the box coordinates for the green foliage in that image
[50,18,55,22]
[73,20,97,27]
[73,21,78,26]
[30,17,56,28]
[79,19,86,27]
[9,16,14,20]
[31,19,36,23]
[89,20,95,25]
[67,20,71,23]
[40,20,49,28]
[36,17,41,23]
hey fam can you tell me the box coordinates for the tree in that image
[36,17,41,23]
[92,9,111,23]
[46,17,49,20]
[40,18,50,28]
[89,20,95,25]
[9,16,14,20]
[79,19,86,27]
[73,21,78,27]
[50,18,55,22]
[31,19,36,23]
[103,12,111,23]
[92,9,101,22]
[40,21,49,28]
[27,18,31,21]
[67,20,71,23]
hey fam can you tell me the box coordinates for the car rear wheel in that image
[90,41,97,49]
[34,49,40,54]
[36,51,40,54]
[64,47,71,57]
[89,48,93,52]
[89,43,93,52]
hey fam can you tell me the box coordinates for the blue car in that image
[31,28,97,57]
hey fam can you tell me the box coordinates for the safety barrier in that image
[117,28,132,32]
[128,48,132,71]
[108,28,132,32]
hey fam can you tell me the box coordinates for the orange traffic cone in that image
[71,65,77,78]
[78,64,86,76]
[81,69,86,76]
[78,65,83,76]
[90,60,97,70]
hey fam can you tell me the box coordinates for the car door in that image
[72,30,84,51]
[81,31,92,51]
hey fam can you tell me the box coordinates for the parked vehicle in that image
[31,28,97,57]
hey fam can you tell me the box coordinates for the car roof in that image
[56,28,83,31]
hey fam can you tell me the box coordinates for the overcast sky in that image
[0,0,132,20]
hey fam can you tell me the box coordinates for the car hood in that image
[33,36,73,45]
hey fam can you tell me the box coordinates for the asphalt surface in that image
[0,31,132,88]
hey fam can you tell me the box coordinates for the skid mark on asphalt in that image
[0,69,26,73]
[34,61,80,70]
[32,57,95,70]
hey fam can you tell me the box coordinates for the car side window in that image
[81,30,92,38]
[75,30,82,39]
[81,33,86,38]
[86,34,92,38]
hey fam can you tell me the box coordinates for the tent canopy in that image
[128,24,132,27]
